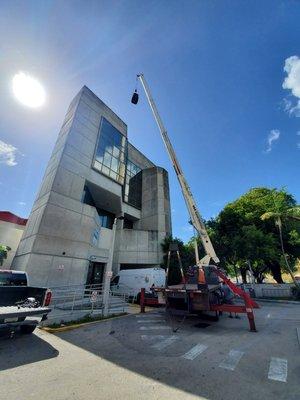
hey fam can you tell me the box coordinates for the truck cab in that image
[0,270,28,286]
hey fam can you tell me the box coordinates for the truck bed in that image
[0,306,51,320]
[156,284,221,292]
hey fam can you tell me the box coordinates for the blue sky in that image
[0,0,299,242]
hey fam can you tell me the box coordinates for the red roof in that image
[0,211,27,226]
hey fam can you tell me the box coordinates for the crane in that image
[132,74,259,332]
[131,74,219,270]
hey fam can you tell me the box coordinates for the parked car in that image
[110,267,165,302]
[0,269,52,335]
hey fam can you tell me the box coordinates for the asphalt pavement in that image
[0,302,299,400]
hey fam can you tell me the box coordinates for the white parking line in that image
[181,344,208,360]
[136,320,165,323]
[139,326,170,330]
[151,336,178,350]
[219,350,244,371]
[296,328,300,347]
[141,335,169,341]
[268,357,288,382]
[135,314,163,318]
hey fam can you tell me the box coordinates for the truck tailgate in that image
[0,306,51,320]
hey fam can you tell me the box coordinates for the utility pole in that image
[102,215,124,317]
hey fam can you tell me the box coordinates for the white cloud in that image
[18,201,26,206]
[0,140,18,166]
[265,129,280,153]
[282,56,300,117]
[297,131,300,149]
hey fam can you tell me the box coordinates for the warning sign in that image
[91,290,98,303]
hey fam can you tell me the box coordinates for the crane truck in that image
[131,74,259,331]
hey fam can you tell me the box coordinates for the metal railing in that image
[44,283,129,324]
[261,287,291,298]
[110,283,138,303]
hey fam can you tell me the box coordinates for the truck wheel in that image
[20,325,36,334]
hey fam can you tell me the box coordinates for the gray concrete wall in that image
[116,166,171,268]
[138,167,171,235]
[13,86,172,287]
[127,143,154,169]
[0,221,25,268]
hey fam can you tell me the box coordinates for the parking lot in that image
[1,302,299,400]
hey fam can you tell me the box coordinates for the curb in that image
[256,298,300,305]
[39,312,131,333]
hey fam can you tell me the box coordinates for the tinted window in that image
[124,160,142,208]
[123,218,134,229]
[97,208,115,229]
[0,272,27,286]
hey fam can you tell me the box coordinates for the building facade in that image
[12,86,171,287]
[0,212,27,269]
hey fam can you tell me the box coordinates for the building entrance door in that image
[86,262,105,285]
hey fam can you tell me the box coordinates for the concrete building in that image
[0,212,27,268]
[12,86,171,287]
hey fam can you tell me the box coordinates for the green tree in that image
[205,188,299,283]
[160,236,195,284]
[0,244,11,266]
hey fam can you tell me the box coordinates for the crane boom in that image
[137,74,219,266]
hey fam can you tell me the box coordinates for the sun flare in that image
[12,72,46,108]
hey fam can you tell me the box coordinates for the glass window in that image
[103,152,111,168]
[123,218,134,229]
[110,156,118,171]
[101,165,110,176]
[97,208,115,229]
[93,117,127,185]
[82,185,95,207]
[124,160,142,209]
[109,170,117,181]
[112,146,120,158]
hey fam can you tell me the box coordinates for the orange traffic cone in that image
[197,267,207,289]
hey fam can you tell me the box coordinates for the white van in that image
[110,267,165,300]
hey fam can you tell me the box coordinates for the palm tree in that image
[261,206,300,289]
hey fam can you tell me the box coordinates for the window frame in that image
[92,116,127,186]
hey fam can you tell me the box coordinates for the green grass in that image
[47,312,127,329]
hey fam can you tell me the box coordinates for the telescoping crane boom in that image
[132,74,219,268]
[133,74,260,332]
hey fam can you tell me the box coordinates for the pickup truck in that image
[0,270,52,334]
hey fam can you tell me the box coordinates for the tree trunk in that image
[269,261,284,283]
[277,218,300,288]
[253,270,264,283]
[257,275,264,284]
[240,267,247,283]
